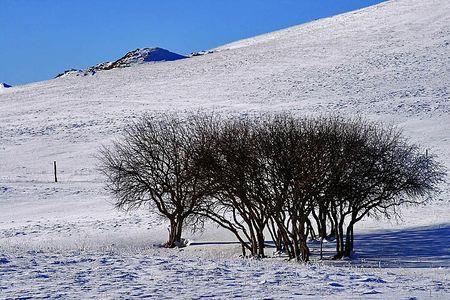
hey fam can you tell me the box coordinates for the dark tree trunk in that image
[254,218,266,258]
[306,217,316,240]
[292,235,300,261]
[333,219,345,259]
[175,217,183,241]
[299,219,310,262]
[250,229,258,256]
[328,212,337,239]
[274,217,293,257]
[279,225,294,259]
[311,209,323,238]
[268,219,283,252]
[275,229,284,252]
[165,218,177,248]
[344,221,355,257]
[241,244,247,257]
[165,216,184,248]
[315,206,328,239]
[300,237,310,262]
[257,230,265,257]
[291,216,301,261]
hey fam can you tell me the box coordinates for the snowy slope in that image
[1,0,450,298]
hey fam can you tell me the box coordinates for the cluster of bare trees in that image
[99,113,444,261]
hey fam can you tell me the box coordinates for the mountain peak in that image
[103,47,186,70]
[0,82,12,88]
[56,47,187,78]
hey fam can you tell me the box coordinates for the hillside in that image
[0,0,449,298]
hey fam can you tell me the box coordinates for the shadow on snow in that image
[327,224,450,268]
[187,224,450,268]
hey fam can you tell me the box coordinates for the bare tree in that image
[211,115,445,260]
[98,113,213,248]
[99,112,444,261]
[195,117,270,257]
[340,126,445,257]
[317,118,445,258]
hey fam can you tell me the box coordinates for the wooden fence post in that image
[54,161,58,183]
[320,237,323,260]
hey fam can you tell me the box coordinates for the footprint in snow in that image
[329,282,344,287]
[362,289,382,295]
[0,257,10,264]
[360,277,386,283]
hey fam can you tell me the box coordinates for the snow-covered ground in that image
[1,0,449,298]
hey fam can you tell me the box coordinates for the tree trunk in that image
[344,221,355,257]
[257,230,265,257]
[317,206,328,239]
[165,216,184,248]
[278,225,294,259]
[330,211,342,259]
[299,219,310,262]
[306,218,316,240]
[175,216,183,242]
[291,217,301,261]
[246,219,258,256]
[165,218,177,248]
[300,238,310,262]
[333,219,345,259]
[292,235,300,261]
[328,212,336,239]
[268,219,283,252]
[276,229,284,252]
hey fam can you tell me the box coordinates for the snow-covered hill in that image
[1,0,449,298]
[55,47,187,78]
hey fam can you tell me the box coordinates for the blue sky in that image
[0,0,385,85]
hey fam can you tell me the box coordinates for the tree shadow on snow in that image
[189,241,243,246]
[343,224,450,268]
[186,225,449,269]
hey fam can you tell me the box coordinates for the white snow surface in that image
[1,0,450,298]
